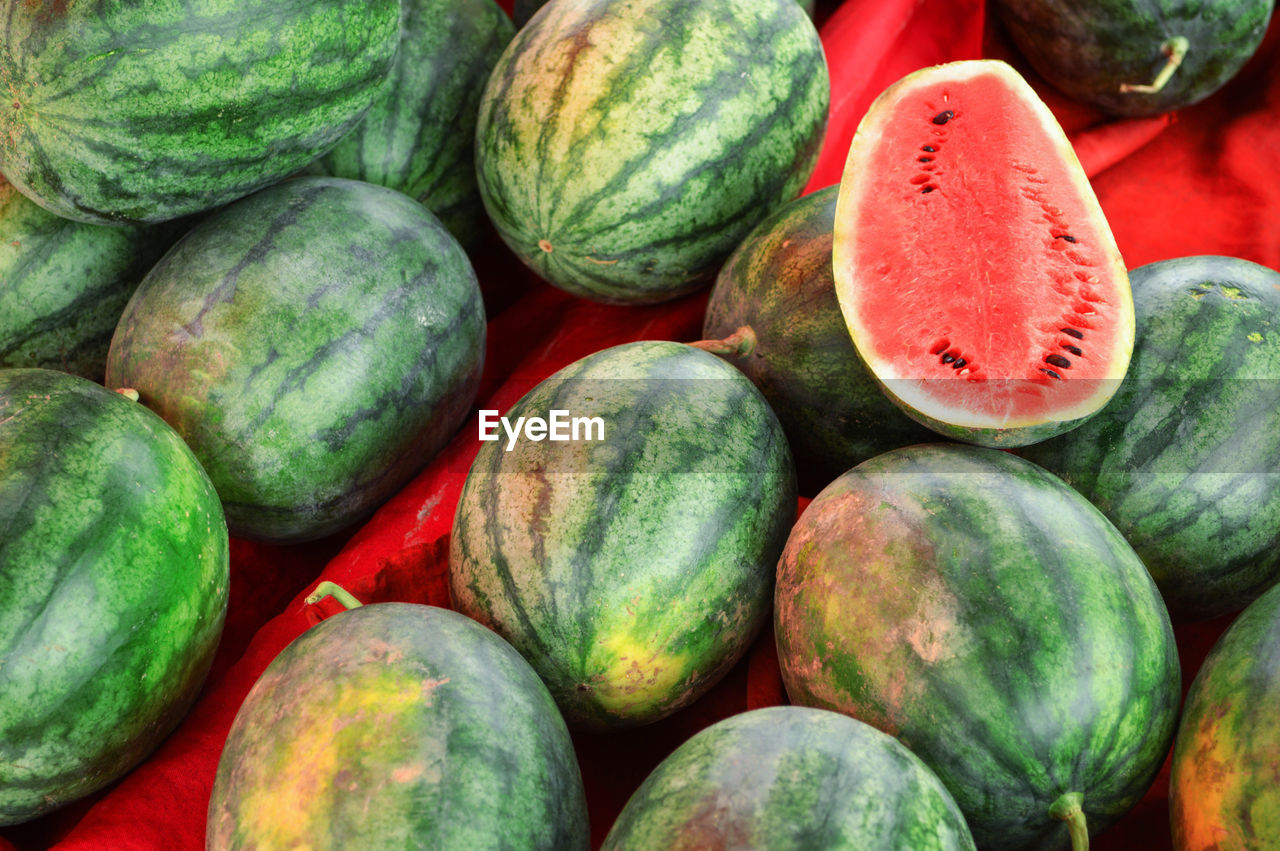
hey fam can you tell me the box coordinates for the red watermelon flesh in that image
[833,60,1133,447]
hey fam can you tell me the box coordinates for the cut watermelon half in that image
[832,60,1133,447]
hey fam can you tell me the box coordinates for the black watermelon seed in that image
[932,110,955,125]
[919,156,934,162]
[952,358,967,369]
[1054,234,1078,243]
[941,352,956,364]
[1045,354,1072,369]
[1061,327,1084,339]
[1061,344,1083,356]
[921,185,936,193]
[1039,368,1064,380]
[922,145,937,152]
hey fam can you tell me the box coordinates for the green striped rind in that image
[208,603,589,850]
[449,341,796,729]
[0,0,400,224]
[0,368,228,825]
[775,444,1180,850]
[993,0,1274,116]
[512,0,817,27]
[702,185,934,491]
[1022,255,1280,621]
[0,179,181,381]
[1170,582,1280,848]
[475,0,829,304]
[309,0,514,247]
[105,177,486,544]
[602,706,976,850]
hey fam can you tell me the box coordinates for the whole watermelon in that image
[1022,255,1280,621]
[0,0,400,224]
[776,443,1181,850]
[700,184,934,492]
[106,177,486,544]
[602,706,976,850]
[0,177,180,381]
[0,368,229,825]
[1171,580,1280,848]
[310,0,515,247]
[209,601,589,849]
[475,0,829,304]
[450,341,796,729]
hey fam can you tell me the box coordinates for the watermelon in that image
[105,177,486,544]
[775,443,1181,850]
[1021,255,1280,622]
[0,368,228,825]
[309,0,515,247]
[698,184,934,492]
[208,596,589,849]
[0,0,399,225]
[993,0,1274,117]
[833,60,1133,447]
[512,0,817,28]
[1171,580,1280,849]
[449,340,796,729]
[475,0,829,304]
[601,705,977,850]
[0,177,181,381]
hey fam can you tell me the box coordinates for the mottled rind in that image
[0,178,180,381]
[602,706,976,850]
[1022,255,1280,621]
[449,341,796,729]
[1171,581,1280,849]
[775,444,1180,850]
[476,0,829,304]
[207,603,589,850]
[0,0,400,224]
[0,369,229,825]
[310,0,515,247]
[105,177,486,544]
[994,0,1274,116]
[702,184,934,492]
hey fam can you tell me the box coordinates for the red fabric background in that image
[4,1,1277,847]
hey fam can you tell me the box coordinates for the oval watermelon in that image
[1021,255,1280,621]
[0,0,399,224]
[310,0,515,247]
[449,340,796,729]
[105,177,486,544]
[0,368,228,825]
[993,0,1274,117]
[699,184,935,492]
[475,0,829,304]
[602,705,976,850]
[208,601,589,849]
[833,60,1133,447]
[775,443,1180,850]
[1170,580,1280,848]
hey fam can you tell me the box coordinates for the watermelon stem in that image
[1118,36,1189,95]
[1048,792,1089,851]
[688,326,757,358]
[304,581,364,610]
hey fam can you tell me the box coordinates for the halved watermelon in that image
[833,60,1133,447]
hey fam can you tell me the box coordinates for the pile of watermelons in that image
[2,0,1280,848]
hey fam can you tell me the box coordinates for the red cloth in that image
[5,1,1277,848]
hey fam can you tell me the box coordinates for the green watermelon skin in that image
[0,368,228,826]
[0,178,180,381]
[775,444,1180,851]
[310,0,514,247]
[602,706,976,851]
[0,0,399,225]
[702,185,934,492]
[208,603,589,850]
[512,0,817,27]
[1022,255,1280,622]
[1171,581,1280,849]
[993,0,1274,116]
[475,0,829,304]
[450,341,796,729]
[105,177,486,544]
